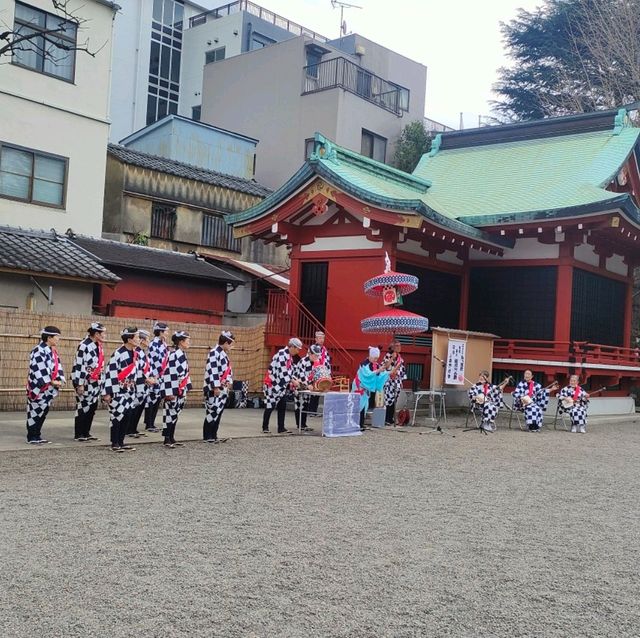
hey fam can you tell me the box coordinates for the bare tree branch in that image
[0,0,104,62]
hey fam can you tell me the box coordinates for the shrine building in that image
[227,108,640,396]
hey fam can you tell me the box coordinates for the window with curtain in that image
[361,129,387,163]
[12,1,77,82]
[0,143,67,206]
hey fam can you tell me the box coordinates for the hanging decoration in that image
[360,253,429,335]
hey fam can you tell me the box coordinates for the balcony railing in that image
[302,57,410,116]
[494,339,640,369]
[189,0,329,43]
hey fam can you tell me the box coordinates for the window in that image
[250,32,276,50]
[204,47,225,64]
[150,203,177,239]
[361,129,387,163]
[201,214,240,252]
[0,143,67,207]
[146,0,184,125]
[12,1,77,82]
[304,138,315,160]
[192,105,201,122]
[305,49,322,79]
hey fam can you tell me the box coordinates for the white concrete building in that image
[199,33,427,188]
[0,0,119,236]
[109,0,213,143]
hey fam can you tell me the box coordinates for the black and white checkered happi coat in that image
[317,346,331,373]
[382,353,406,407]
[263,347,294,408]
[293,355,315,411]
[203,345,233,423]
[26,343,65,428]
[132,347,154,408]
[558,385,589,426]
[468,382,502,424]
[512,380,550,428]
[146,337,168,407]
[103,346,138,424]
[162,348,192,426]
[71,337,104,416]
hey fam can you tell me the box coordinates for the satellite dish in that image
[341,20,347,34]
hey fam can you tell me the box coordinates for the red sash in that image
[483,383,490,395]
[572,385,581,401]
[117,350,138,384]
[263,370,273,387]
[221,363,232,383]
[89,343,104,382]
[177,374,190,397]
[319,347,327,366]
[527,381,534,397]
[160,350,169,376]
[27,348,59,399]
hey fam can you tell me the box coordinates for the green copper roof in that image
[228,119,640,237]
[414,125,640,225]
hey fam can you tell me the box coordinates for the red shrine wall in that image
[94,268,226,325]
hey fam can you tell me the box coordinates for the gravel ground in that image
[1,422,640,637]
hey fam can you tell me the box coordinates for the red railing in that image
[266,289,354,377]
[494,339,640,368]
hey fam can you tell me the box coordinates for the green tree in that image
[393,121,433,173]
[493,0,640,121]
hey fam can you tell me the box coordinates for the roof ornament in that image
[427,133,442,157]
[613,108,629,135]
[384,250,391,273]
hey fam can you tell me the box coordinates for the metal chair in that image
[506,394,526,430]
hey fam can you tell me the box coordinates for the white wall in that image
[179,12,244,119]
[0,0,116,236]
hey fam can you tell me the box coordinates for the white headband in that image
[369,346,380,359]
[221,330,235,342]
[138,329,150,338]
[41,328,61,336]
[121,327,138,337]
[90,322,105,332]
[153,322,168,331]
[289,337,303,349]
[173,330,189,339]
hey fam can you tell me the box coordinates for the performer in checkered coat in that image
[293,344,322,431]
[144,322,169,433]
[102,327,141,452]
[262,338,302,434]
[307,331,331,416]
[382,340,406,425]
[26,326,65,444]
[161,331,192,448]
[512,370,555,432]
[126,330,157,438]
[558,375,590,433]
[467,371,506,432]
[71,322,105,441]
[203,330,234,442]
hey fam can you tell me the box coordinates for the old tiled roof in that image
[0,227,120,283]
[107,144,271,198]
[71,235,245,284]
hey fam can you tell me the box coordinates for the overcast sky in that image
[238,0,544,128]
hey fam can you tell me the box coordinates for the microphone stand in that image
[421,354,449,434]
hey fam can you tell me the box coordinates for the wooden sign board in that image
[430,327,499,391]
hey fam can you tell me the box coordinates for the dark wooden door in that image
[300,261,328,325]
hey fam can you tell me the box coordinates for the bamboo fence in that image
[0,309,270,411]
